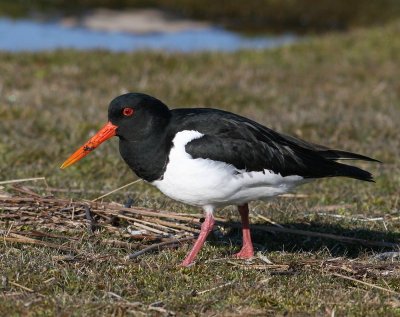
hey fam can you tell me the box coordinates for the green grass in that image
[1,21,400,316]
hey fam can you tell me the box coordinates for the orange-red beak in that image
[61,121,118,169]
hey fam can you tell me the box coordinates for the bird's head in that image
[61,93,170,169]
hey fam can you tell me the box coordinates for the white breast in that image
[151,130,310,208]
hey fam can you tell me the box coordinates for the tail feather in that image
[319,149,381,163]
[268,129,379,181]
[319,149,380,182]
[332,161,375,182]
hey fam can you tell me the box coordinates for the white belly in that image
[151,130,310,208]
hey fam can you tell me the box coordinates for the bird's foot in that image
[233,246,254,259]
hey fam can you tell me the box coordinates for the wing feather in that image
[170,108,377,181]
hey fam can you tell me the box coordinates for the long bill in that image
[61,121,118,169]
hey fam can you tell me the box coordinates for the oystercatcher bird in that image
[61,93,378,266]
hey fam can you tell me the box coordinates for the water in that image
[0,17,295,52]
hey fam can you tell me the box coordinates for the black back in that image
[168,108,378,182]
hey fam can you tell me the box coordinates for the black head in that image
[61,92,171,169]
[108,93,171,141]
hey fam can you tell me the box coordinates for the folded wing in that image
[182,112,378,182]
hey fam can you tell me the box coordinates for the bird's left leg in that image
[179,206,215,267]
[233,203,254,258]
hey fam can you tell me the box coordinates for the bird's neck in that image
[119,131,172,182]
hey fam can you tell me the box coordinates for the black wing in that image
[171,108,378,182]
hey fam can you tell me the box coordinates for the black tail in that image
[321,149,380,182]
[268,129,380,182]
[332,161,376,182]
[319,149,381,163]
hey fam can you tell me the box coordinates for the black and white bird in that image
[61,93,379,266]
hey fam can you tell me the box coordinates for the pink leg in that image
[233,204,254,259]
[179,211,215,267]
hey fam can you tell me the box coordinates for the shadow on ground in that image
[215,221,400,258]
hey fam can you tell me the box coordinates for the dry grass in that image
[1,21,400,315]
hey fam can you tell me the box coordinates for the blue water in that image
[0,17,295,52]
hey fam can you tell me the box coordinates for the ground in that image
[0,21,400,316]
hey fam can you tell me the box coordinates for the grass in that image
[0,20,400,316]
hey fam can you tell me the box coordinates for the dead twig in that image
[331,272,400,295]
[100,239,140,249]
[256,214,284,228]
[316,212,384,222]
[105,205,201,222]
[269,271,300,275]
[2,236,72,251]
[9,281,35,292]
[132,222,168,235]
[106,208,200,233]
[310,204,353,212]
[280,193,308,198]
[127,237,195,259]
[9,185,42,198]
[92,179,142,202]
[133,218,180,233]
[0,177,47,185]
[196,281,235,295]
[227,260,289,271]
[140,216,200,233]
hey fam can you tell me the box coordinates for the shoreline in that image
[60,8,212,34]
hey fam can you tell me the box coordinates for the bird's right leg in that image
[233,203,254,259]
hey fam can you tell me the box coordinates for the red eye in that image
[123,107,133,116]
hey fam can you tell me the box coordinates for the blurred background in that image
[1,0,400,51]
